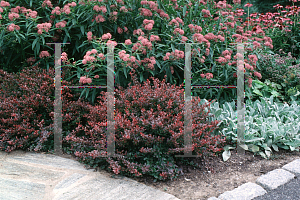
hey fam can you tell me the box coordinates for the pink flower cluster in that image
[37,23,51,34]
[7,23,20,32]
[51,6,62,15]
[142,56,156,70]
[102,33,112,40]
[169,17,184,27]
[188,24,202,33]
[163,50,184,61]
[140,8,152,17]
[173,28,184,35]
[39,51,51,59]
[181,36,188,43]
[61,52,71,65]
[133,29,145,36]
[0,1,9,7]
[140,0,158,10]
[82,49,98,65]
[87,31,96,41]
[143,19,154,31]
[200,73,213,80]
[23,9,38,19]
[106,40,117,48]
[125,39,132,45]
[150,35,160,42]
[139,36,153,50]
[79,76,92,84]
[26,57,36,65]
[93,5,107,13]
[94,14,105,23]
[55,20,67,29]
[42,0,53,8]
[118,50,136,63]
[120,6,128,12]
[201,9,211,17]
[8,12,20,21]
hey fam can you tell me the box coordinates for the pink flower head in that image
[8,12,20,21]
[42,0,53,8]
[150,35,160,42]
[94,75,99,78]
[39,51,51,58]
[125,39,132,45]
[140,8,152,17]
[117,27,123,34]
[7,24,20,32]
[175,17,184,25]
[102,33,112,40]
[0,1,10,7]
[55,21,67,28]
[106,40,117,48]
[63,5,71,14]
[253,71,262,79]
[90,49,97,54]
[144,23,153,31]
[87,31,93,41]
[79,76,92,84]
[244,3,253,7]
[95,14,105,23]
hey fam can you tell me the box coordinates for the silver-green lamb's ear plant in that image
[199,95,300,161]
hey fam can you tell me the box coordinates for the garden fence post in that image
[175,42,247,158]
[46,42,70,156]
[50,42,121,158]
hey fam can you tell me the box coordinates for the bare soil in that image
[54,146,300,200]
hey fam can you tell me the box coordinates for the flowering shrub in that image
[63,69,227,181]
[0,64,93,153]
[0,0,290,106]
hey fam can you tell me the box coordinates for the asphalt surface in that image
[253,177,300,200]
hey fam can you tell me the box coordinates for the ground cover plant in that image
[0,0,300,183]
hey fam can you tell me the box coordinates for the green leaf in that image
[272,144,279,152]
[222,150,231,162]
[251,145,260,152]
[36,42,40,55]
[32,38,38,50]
[72,18,76,25]
[194,3,199,16]
[239,144,248,150]
[91,89,97,105]
[214,109,222,118]
[41,36,45,45]
[86,88,90,99]
[265,150,271,158]
[63,35,68,44]
[253,89,263,96]
[258,151,267,159]
[80,26,84,35]
[183,5,187,17]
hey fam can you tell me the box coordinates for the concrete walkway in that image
[0,150,179,200]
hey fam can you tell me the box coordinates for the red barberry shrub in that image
[0,65,93,153]
[64,69,227,181]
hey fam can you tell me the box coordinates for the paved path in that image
[2,149,300,200]
[0,150,179,200]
